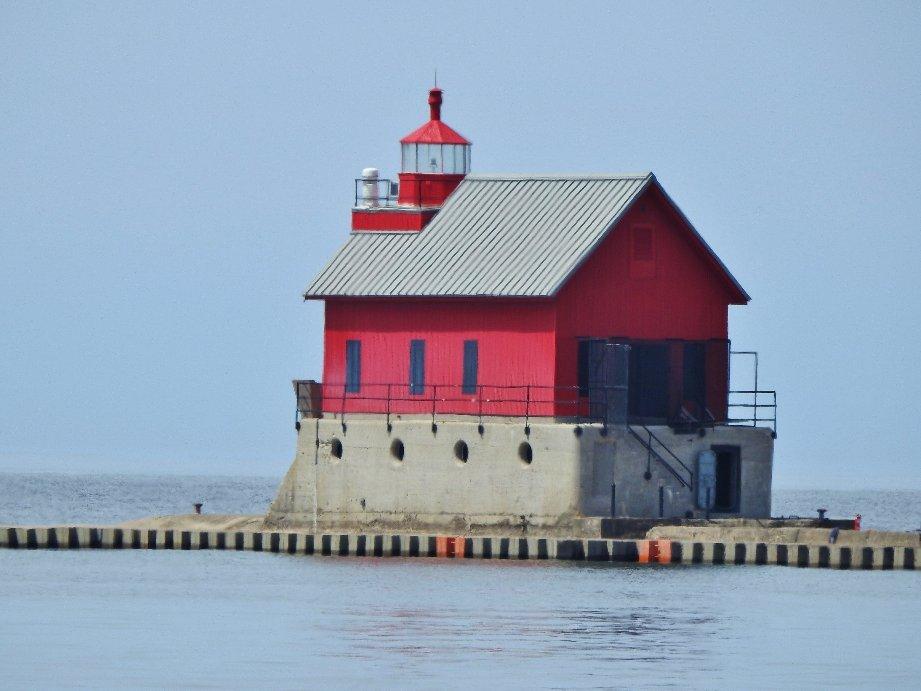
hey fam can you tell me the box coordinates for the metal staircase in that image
[627,425,694,489]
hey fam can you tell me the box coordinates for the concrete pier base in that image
[265,416,775,535]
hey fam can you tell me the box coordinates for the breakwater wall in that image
[1,526,916,570]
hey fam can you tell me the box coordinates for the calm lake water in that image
[1,473,919,689]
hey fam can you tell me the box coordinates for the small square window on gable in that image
[630,225,655,278]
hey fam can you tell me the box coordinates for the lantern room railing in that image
[353,178,399,207]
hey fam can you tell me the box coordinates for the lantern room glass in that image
[401,143,470,174]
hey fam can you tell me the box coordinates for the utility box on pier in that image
[697,449,717,510]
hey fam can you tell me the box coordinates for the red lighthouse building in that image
[273,87,775,529]
[306,88,749,425]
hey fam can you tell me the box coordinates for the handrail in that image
[353,177,398,207]
[643,425,694,477]
[627,425,693,488]
[296,381,777,437]
[727,389,777,437]
[315,382,601,424]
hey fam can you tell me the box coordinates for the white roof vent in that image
[360,167,379,208]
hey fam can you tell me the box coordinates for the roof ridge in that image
[464,173,653,181]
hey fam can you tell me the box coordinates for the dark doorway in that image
[712,445,741,513]
[628,343,669,421]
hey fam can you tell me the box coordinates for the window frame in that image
[345,340,361,393]
[409,339,425,395]
[462,340,478,395]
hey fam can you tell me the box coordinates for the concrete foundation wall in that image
[265,415,773,534]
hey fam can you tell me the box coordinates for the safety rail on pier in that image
[294,380,778,437]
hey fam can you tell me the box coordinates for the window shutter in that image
[409,340,425,395]
[462,340,478,394]
[345,340,361,393]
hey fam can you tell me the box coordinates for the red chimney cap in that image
[428,87,443,121]
[400,87,471,145]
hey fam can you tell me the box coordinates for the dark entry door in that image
[712,445,741,512]
[628,343,669,421]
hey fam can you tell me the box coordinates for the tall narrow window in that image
[409,340,425,395]
[345,340,361,393]
[462,340,478,394]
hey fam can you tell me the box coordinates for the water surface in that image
[0,474,918,689]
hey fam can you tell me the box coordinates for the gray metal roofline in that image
[347,230,425,235]
[464,173,652,181]
[304,293,556,300]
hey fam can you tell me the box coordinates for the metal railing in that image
[727,389,777,437]
[353,178,399,207]
[318,382,602,433]
[298,381,777,437]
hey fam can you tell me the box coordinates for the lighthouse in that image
[351,87,471,232]
[268,86,776,533]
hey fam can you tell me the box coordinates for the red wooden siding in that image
[351,208,438,231]
[397,173,465,207]
[318,186,739,420]
[322,298,557,415]
[554,185,736,419]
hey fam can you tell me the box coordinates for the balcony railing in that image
[353,178,398,207]
[318,383,594,433]
[727,389,777,437]
[294,381,778,437]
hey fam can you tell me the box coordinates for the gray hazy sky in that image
[2,2,920,488]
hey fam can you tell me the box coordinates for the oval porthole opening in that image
[453,440,469,463]
[330,437,343,459]
[518,441,533,465]
[390,438,405,462]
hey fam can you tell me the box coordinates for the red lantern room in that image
[398,87,471,206]
[350,87,471,232]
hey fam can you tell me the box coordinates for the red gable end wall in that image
[322,298,557,415]
[554,185,736,417]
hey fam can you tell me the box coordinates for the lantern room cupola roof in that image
[400,87,471,145]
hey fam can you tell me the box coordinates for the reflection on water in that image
[348,602,718,663]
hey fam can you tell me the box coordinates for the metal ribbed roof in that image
[304,173,748,300]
